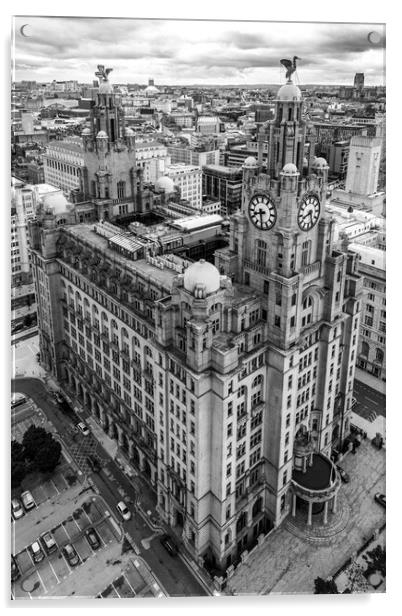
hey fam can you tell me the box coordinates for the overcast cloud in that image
[13,17,385,85]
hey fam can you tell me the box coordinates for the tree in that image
[34,437,61,473]
[314,577,339,594]
[22,425,48,461]
[22,425,62,473]
[11,440,27,488]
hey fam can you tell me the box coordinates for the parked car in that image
[77,422,90,436]
[85,527,101,551]
[55,392,64,404]
[11,498,24,520]
[116,500,131,521]
[21,490,36,511]
[62,543,80,567]
[11,393,27,408]
[160,534,179,556]
[40,531,57,554]
[29,541,45,564]
[86,455,101,473]
[336,465,350,483]
[11,556,20,582]
[374,493,386,508]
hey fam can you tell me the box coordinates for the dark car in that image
[85,527,101,551]
[29,541,45,564]
[86,455,101,473]
[62,543,80,567]
[11,556,20,582]
[374,493,386,508]
[40,531,57,554]
[336,465,350,483]
[160,535,178,556]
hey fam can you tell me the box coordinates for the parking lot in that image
[98,559,165,599]
[12,496,121,599]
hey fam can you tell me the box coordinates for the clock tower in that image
[215,65,362,528]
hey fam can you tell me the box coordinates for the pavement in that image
[226,438,385,595]
[12,376,210,597]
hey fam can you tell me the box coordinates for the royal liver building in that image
[29,65,362,573]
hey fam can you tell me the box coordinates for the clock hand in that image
[258,208,264,226]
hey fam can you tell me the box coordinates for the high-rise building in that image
[29,67,362,574]
[353,72,365,92]
[202,164,243,216]
[165,164,202,209]
[345,136,382,196]
[44,138,85,194]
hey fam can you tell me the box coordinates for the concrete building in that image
[345,136,382,196]
[165,164,202,209]
[202,164,243,216]
[167,145,220,167]
[134,139,171,184]
[30,70,362,575]
[196,116,223,134]
[11,178,38,285]
[348,243,386,385]
[328,141,349,179]
[44,138,85,193]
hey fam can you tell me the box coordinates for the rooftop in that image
[292,453,335,491]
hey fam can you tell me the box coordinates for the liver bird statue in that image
[95,65,113,82]
[280,56,300,81]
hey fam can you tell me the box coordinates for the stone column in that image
[332,493,338,513]
[310,452,314,466]
[323,500,329,525]
[307,500,313,526]
[292,493,297,517]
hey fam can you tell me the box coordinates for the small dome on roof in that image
[277,82,302,101]
[155,176,175,193]
[96,130,108,139]
[82,127,91,135]
[282,162,299,175]
[42,191,71,216]
[312,156,328,168]
[183,259,221,295]
[125,127,134,136]
[243,156,258,168]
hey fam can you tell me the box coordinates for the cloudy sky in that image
[12,17,385,86]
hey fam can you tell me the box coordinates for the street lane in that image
[353,379,386,420]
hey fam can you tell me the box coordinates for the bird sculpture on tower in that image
[95,65,113,83]
[280,56,300,81]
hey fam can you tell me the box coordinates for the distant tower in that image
[353,73,365,92]
[345,135,382,196]
[148,78,155,87]
[80,65,144,219]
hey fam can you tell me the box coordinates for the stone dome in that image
[243,156,258,168]
[144,85,160,96]
[82,127,91,135]
[282,162,299,175]
[277,82,302,101]
[99,81,113,95]
[183,259,221,295]
[42,191,71,216]
[125,127,134,136]
[155,176,175,193]
[96,130,108,139]
[312,157,328,168]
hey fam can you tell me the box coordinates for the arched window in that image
[375,348,384,363]
[252,374,263,388]
[361,341,369,357]
[256,239,267,267]
[301,240,311,267]
[252,497,262,519]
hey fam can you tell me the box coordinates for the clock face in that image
[297,194,321,231]
[248,194,277,231]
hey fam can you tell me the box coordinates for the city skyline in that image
[13,17,385,86]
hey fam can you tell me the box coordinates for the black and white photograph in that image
[9,7,387,603]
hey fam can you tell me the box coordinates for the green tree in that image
[34,437,61,473]
[11,439,27,488]
[314,577,339,594]
[22,425,48,461]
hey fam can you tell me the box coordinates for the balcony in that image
[243,259,270,277]
[301,261,321,284]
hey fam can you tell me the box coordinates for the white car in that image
[21,490,36,511]
[77,422,90,436]
[116,500,131,521]
[11,498,24,520]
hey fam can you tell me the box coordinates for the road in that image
[11,377,209,597]
[353,379,386,421]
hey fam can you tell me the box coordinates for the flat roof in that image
[171,214,223,231]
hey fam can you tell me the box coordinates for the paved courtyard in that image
[227,438,385,595]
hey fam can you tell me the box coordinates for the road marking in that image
[111,582,122,598]
[50,478,60,495]
[124,574,137,596]
[48,560,60,584]
[35,568,47,593]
